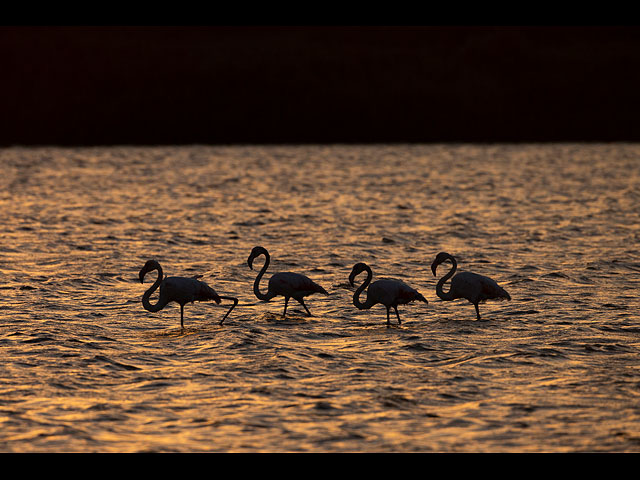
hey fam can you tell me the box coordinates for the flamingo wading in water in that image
[247,246,329,317]
[349,262,428,327]
[139,259,238,328]
[431,252,511,321]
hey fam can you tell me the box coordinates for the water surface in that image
[1,143,639,452]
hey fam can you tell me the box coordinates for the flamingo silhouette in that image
[431,252,511,321]
[139,259,238,328]
[349,262,428,327]
[247,246,329,317]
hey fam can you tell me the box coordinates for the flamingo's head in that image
[139,259,160,283]
[348,262,369,287]
[247,246,269,270]
[431,252,453,276]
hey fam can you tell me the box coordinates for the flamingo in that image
[247,246,329,317]
[431,252,511,321]
[138,259,238,328]
[349,262,428,327]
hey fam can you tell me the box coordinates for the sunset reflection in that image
[1,143,639,452]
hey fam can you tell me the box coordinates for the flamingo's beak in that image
[431,261,439,276]
[139,265,150,283]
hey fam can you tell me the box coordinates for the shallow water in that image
[1,143,639,452]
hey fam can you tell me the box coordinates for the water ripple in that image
[1,143,640,452]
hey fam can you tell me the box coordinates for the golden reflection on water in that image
[1,144,640,451]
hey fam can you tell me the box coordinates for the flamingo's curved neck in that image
[253,251,275,301]
[353,265,375,310]
[142,263,168,312]
[436,255,457,301]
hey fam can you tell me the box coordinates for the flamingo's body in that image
[139,259,238,328]
[247,246,329,317]
[431,252,510,320]
[349,262,428,327]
